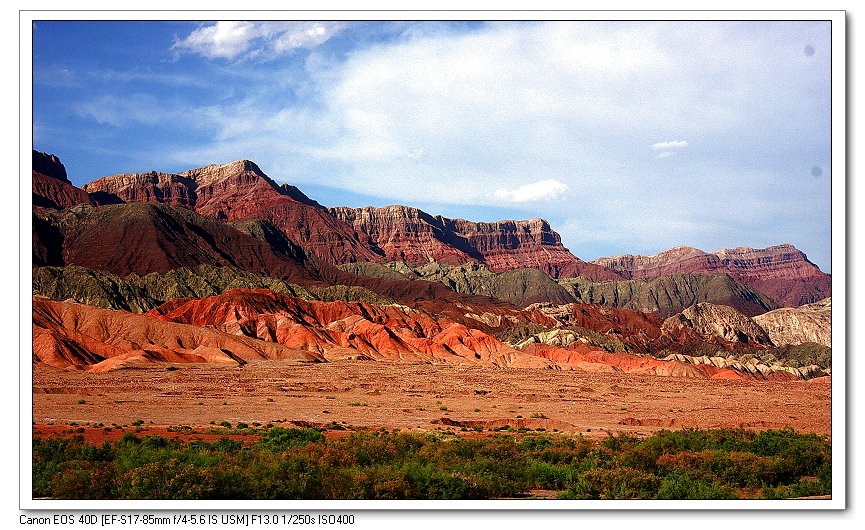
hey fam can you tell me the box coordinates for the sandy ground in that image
[32,360,832,441]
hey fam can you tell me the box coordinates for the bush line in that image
[32,426,830,500]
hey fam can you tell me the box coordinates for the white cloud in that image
[173,21,256,60]
[173,21,345,61]
[272,23,339,53]
[154,21,828,269]
[651,140,689,150]
[293,22,686,206]
[494,179,568,203]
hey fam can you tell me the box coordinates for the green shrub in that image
[116,459,217,499]
[578,467,660,499]
[524,460,571,489]
[259,427,324,452]
[760,477,830,499]
[32,427,831,500]
[50,460,118,499]
[656,470,737,500]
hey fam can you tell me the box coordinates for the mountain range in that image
[32,150,832,379]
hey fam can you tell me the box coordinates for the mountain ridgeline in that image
[36,150,830,310]
[33,150,831,311]
[32,150,832,379]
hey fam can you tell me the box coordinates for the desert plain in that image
[33,360,831,443]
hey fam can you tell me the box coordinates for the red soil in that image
[32,361,832,443]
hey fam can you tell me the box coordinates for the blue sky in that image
[31,19,833,272]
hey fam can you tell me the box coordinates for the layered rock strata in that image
[32,150,94,209]
[593,245,830,306]
[661,303,773,346]
[753,298,832,347]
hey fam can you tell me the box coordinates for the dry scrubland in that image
[32,361,832,501]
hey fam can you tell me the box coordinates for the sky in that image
[31,19,833,272]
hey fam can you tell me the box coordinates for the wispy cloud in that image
[494,179,569,203]
[93,68,210,87]
[651,140,688,150]
[172,21,346,61]
[74,94,174,127]
[654,151,677,159]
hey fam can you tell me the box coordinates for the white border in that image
[19,9,847,513]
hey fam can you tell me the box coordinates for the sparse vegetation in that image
[32,427,830,500]
[757,343,832,370]
[306,284,395,305]
[567,326,627,353]
[167,425,192,433]
[494,323,550,344]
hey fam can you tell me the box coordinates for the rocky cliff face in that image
[446,217,618,280]
[331,206,620,281]
[33,151,70,183]
[32,150,94,209]
[330,205,480,265]
[83,160,382,264]
[83,171,197,207]
[714,245,822,280]
[44,150,829,311]
[592,245,830,307]
[753,298,832,348]
[593,246,723,277]
[82,160,273,215]
[716,246,832,305]
[661,302,772,346]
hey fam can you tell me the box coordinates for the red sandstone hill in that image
[145,288,542,367]
[81,157,618,280]
[529,302,764,355]
[83,160,382,264]
[32,202,315,282]
[31,200,551,331]
[34,290,793,379]
[592,245,831,307]
[33,291,553,371]
[30,151,833,384]
[330,206,620,281]
[32,151,94,209]
[33,295,326,372]
[29,290,762,379]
